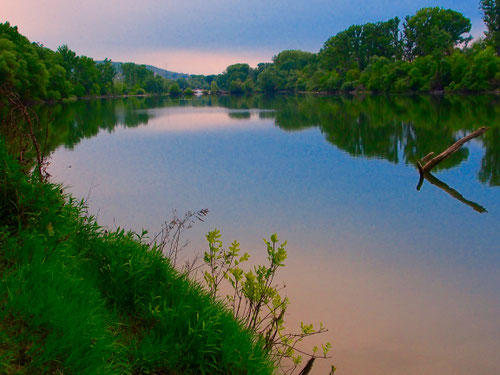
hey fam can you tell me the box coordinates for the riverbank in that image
[0,142,275,375]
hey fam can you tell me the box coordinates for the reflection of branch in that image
[417,172,487,214]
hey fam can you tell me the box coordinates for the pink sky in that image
[98,48,275,75]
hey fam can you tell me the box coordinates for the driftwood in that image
[415,127,489,213]
[420,152,435,164]
[417,127,488,176]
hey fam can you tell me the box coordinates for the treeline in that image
[0,22,196,102]
[1,3,499,101]
[0,22,113,101]
[213,4,499,94]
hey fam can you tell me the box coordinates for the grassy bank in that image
[0,142,275,374]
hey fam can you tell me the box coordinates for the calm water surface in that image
[42,95,499,375]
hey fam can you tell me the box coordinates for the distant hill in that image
[104,61,190,80]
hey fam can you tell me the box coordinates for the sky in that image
[2,0,486,75]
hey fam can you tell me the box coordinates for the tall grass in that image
[0,140,276,374]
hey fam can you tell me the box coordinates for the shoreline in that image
[33,89,500,106]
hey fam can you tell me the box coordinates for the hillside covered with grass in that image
[0,142,276,375]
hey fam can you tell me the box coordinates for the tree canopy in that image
[480,0,500,55]
[403,7,472,59]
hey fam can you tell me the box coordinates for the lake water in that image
[41,95,499,375]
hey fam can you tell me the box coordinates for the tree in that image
[144,75,165,94]
[257,67,282,93]
[320,18,401,71]
[229,79,244,94]
[210,80,219,94]
[56,44,77,80]
[97,59,116,94]
[217,63,250,90]
[176,77,188,90]
[121,63,153,89]
[403,7,472,60]
[168,82,181,96]
[73,56,100,95]
[273,50,316,71]
[0,22,49,100]
[480,0,500,55]
[243,78,255,93]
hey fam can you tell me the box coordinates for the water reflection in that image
[418,172,487,213]
[3,94,498,187]
[21,94,499,375]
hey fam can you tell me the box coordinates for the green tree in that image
[97,59,116,94]
[187,74,209,90]
[210,80,219,94]
[218,63,250,90]
[273,50,316,71]
[176,77,188,90]
[121,63,153,89]
[56,44,78,81]
[243,78,255,93]
[320,17,401,71]
[229,79,244,94]
[461,46,500,90]
[0,23,51,100]
[403,7,472,60]
[73,56,100,95]
[257,67,283,93]
[144,75,169,94]
[480,0,500,55]
[169,82,181,96]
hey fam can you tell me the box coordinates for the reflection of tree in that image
[3,94,498,187]
[478,127,500,186]
[273,94,499,181]
[401,124,468,171]
[228,111,251,120]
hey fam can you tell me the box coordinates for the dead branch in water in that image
[415,127,489,213]
[417,127,489,176]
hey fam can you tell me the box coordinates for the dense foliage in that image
[0,23,180,102]
[480,0,500,55]
[213,5,499,93]
[1,3,499,101]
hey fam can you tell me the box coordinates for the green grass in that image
[0,141,276,375]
